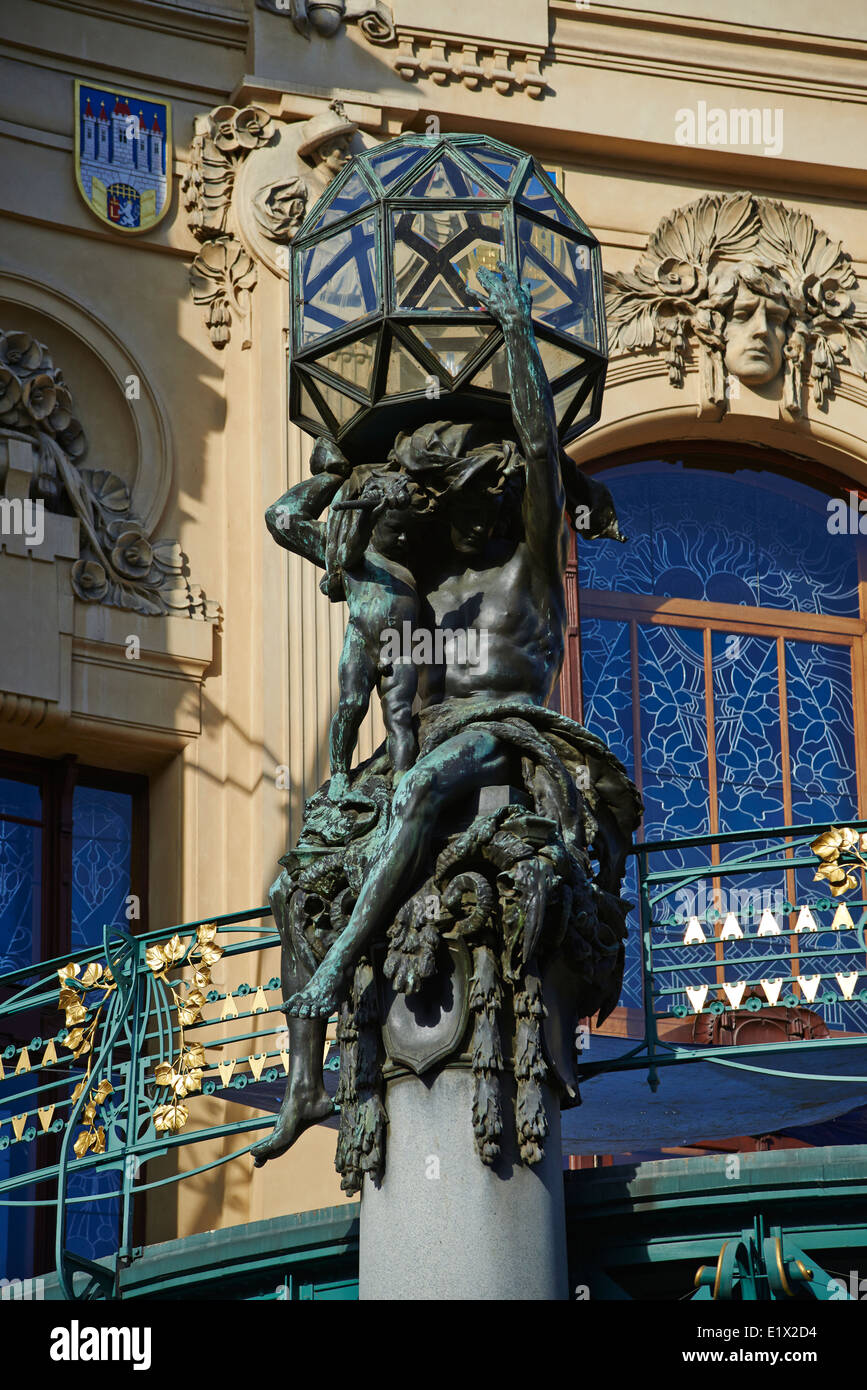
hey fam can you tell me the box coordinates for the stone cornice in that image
[550,3,867,64]
[550,4,867,105]
[31,0,247,47]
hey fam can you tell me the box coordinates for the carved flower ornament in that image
[0,331,211,618]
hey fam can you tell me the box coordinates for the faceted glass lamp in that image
[289,133,607,457]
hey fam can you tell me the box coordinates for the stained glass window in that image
[0,778,41,974]
[0,758,146,1274]
[578,458,861,616]
[576,453,865,1023]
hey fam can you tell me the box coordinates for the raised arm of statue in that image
[474,264,566,572]
[264,437,352,567]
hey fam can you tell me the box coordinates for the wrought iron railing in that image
[0,906,303,1298]
[2,819,867,1297]
[578,818,867,1092]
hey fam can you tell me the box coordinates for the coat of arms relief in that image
[182,102,362,349]
[605,192,867,420]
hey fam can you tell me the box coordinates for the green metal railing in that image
[578,817,867,1092]
[2,819,866,1297]
[0,906,294,1298]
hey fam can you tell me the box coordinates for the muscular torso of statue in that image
[419,531,568,707]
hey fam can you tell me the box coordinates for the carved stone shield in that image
[378,938,471,1076]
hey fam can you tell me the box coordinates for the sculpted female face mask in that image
[723,280,790,384]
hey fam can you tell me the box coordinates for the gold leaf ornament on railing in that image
[146,925,224,1134]
[56,961,117,1158]
[810,827,867,896]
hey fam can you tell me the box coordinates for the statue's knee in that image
[393,766,434,816]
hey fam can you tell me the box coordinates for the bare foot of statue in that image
[284,957,346,1017]
[251,1083,334,1166]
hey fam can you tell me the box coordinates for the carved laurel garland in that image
[181,106,275,349]
[0,331,212,618]
[605,192,867,418]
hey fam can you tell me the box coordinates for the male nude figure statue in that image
[288,266,576,1010]
[252,264,616,1164]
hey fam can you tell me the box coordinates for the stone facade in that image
[2,0,866,1244]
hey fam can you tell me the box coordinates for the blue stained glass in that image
[786,640,858,822]
[785,640,864,1031]
[712,633,783,791]
[578,460,862,617]
[638,626,708,793]
[619,857,642,1009]
[71,786,133,952]
[0,778,40,819]
[580,618,641,1007]
[579,617,633,775]
[0,780,41,974]
[65,1169,121,1263]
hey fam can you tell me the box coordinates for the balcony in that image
[2,820,867,1300]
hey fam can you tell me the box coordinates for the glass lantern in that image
[289,133,607,457]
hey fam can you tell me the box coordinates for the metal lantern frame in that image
[288,132,608,457]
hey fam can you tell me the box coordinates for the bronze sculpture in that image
[254,263,641,1187]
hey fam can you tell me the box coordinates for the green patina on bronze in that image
[257,240,641,1189]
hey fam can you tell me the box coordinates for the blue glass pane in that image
[579,618,642,1007]
[0,1103,35,1278]
[517,169,574,227]
[580,617,633,777]
[784,641,865,1026]
[619,857,642,1009]
[578,460,861,616]
[786,640,858,823]
[461,145,519,189]
[407,154,487,199]
[0,778,40,819]
[367,143,429,190]
[638,625,709,825]
[308,170,372,233]
[0,779,41,973]
[300,216,379,345]
[71,786,133,952]
[65,1169,121,1263]
[517,217,597,346]
[712,633,783,795]
[636,620,712,1009]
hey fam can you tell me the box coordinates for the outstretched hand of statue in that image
[473,262,534,329]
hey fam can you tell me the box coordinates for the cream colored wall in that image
[2,0,866,1243]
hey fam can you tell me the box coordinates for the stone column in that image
[359,1066,569,1301]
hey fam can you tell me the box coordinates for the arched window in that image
[571,445,867,1025]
